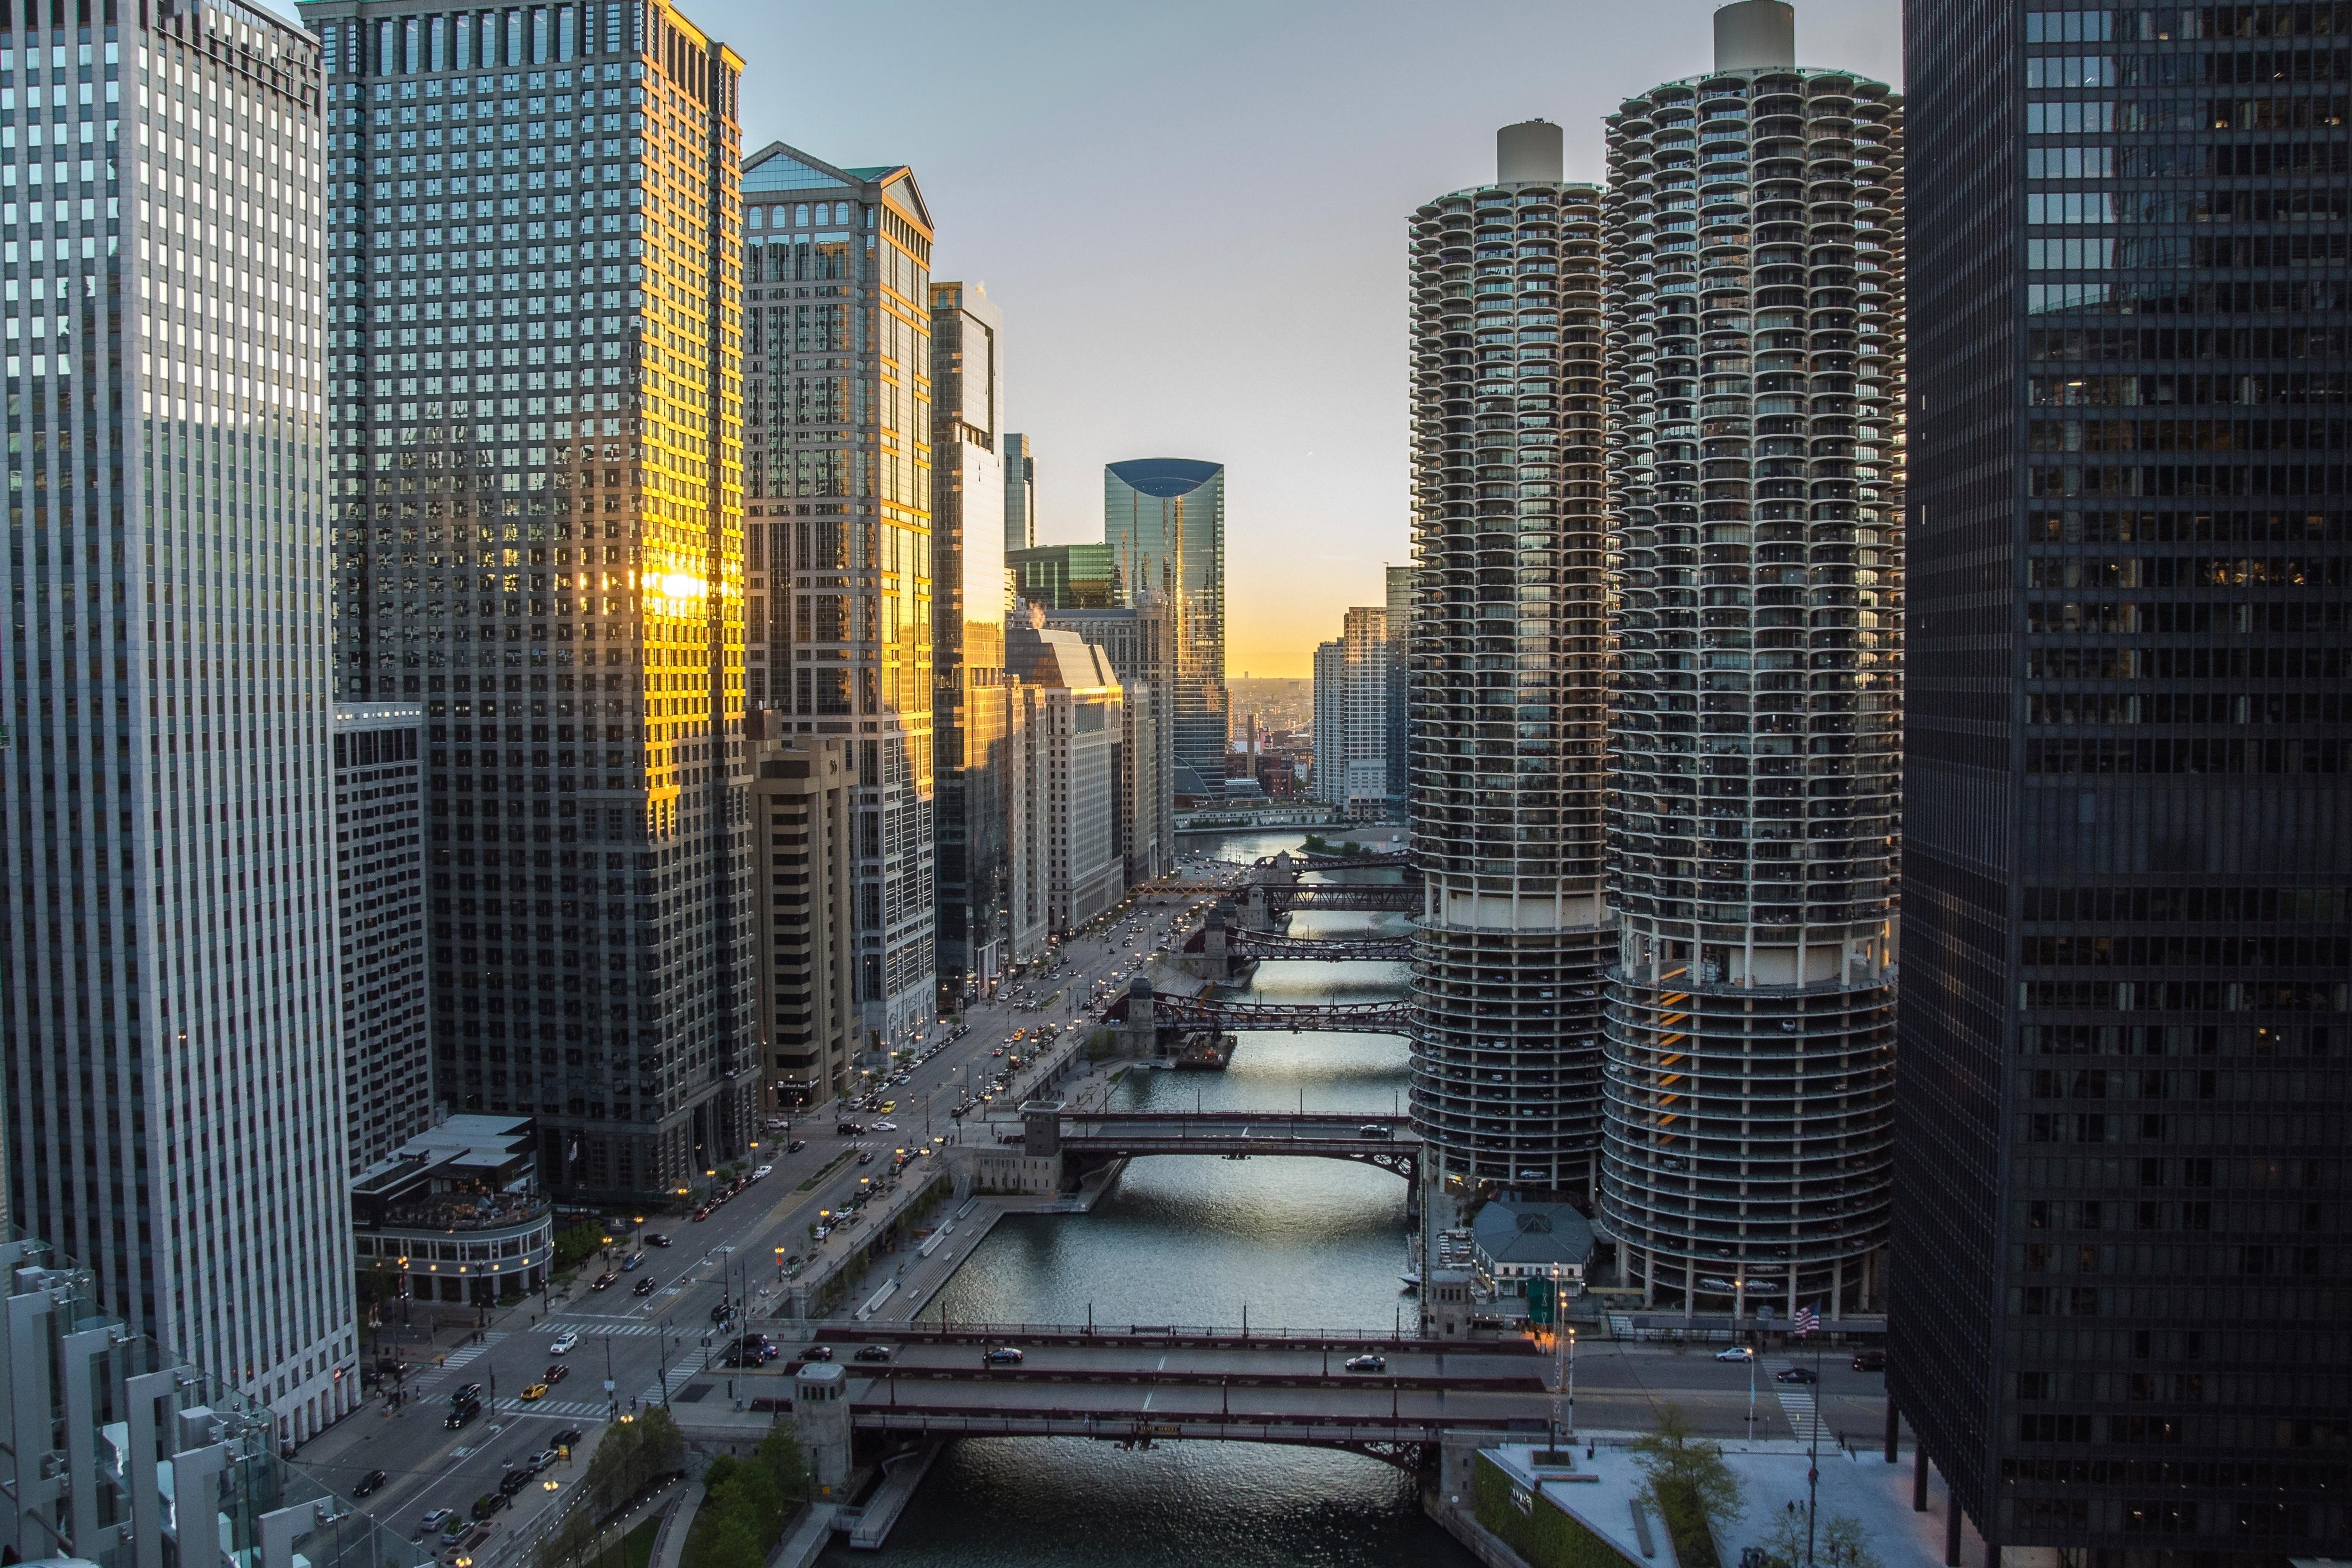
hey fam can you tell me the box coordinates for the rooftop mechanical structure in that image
[1597,1,1904,1318]
[1406,123,1613,1197]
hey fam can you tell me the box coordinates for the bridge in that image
[1106,988,1411,1035]
[1182,926,1413,963]
[1041,1112,1422,1187]
[758,1322,1554,1477]
[1267,884,1419,915]
[1257,851,1415,873]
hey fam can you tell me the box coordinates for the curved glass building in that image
[1406,124,1613,1198]
[1598,0,1904,1316]
[1103,458,1229,782]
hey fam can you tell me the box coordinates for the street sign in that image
[1527,1276,1555,1326]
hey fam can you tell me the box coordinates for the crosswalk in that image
[496,1396,609,1420]
[1771,1373,1821,1445]
[405,1333,507,1395]
[541,1317,664,1338]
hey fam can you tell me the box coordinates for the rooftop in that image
[1473,1200,1597,1268]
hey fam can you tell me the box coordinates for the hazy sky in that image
[274,0,1904,675]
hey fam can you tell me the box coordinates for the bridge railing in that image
[750,1318,1462,1346]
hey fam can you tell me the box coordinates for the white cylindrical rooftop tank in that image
[1496,119,1564,183]
[1714,0,1796,70]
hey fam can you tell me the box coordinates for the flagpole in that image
[1803,1299,1821,1568]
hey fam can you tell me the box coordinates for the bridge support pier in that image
[1203,907,1231,982]
[1123,976,1157,1059]
[793,1362,854,1499]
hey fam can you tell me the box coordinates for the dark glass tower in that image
[1894,1,2350,1560]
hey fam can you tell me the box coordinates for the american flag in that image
[1794,1302,1821,1337]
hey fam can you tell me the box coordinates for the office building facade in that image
[1598,0,1904,1317]
[1010,540,1116,609]
[310,0,753,1199]
[1406,123,1613,1197]
[1002,430,1034,555]
[741,141,936,1039]
[1042,600,1174,882]
[0,0,355,1440]
[930,279,1009,999]
[1892,0,2350,1559]
[1311,606,1393,819]
[1103,457,1227,782]
[746,726,857,1113]
[1006,624,1125,932]
[335,701,434,1174]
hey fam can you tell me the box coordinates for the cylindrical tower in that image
[1597,7,1904,1317]
[1407,127,1613,1199]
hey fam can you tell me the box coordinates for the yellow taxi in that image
[521,1382,550,1401]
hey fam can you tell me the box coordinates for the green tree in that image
[1821,1515,1883,1568]
[552,1220,608,1270]
[753,1425,810,1506]
[535,1509,600,1568]
[1631,1404,1742,1568]
[681,1516,761,1568]
[1754,1508,1809,1568]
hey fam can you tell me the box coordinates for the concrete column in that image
[1883,1396,1899,1463]
[1913,1442,1930,1510]
[1943,1495,1962,1566]
[1833,1256,1844,1321]
[1642,1249,1655,1308]
[1684,1258,1695,1322]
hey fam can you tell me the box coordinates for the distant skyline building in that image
[1042,602,1175,883]
[1311,607,1392,820]
[741,141,938,1037]
[335,702,435,1175]
[930,280,1010,997]
[1597,0,1904,1319]
[1103,458,1228,784]
[1383,564,1414,809]
[310,0,754,1200]
[1,1,354,1443]
[1892,0,2351,1559]
[1405,122,1614,1201]
[1002,432,1036,556]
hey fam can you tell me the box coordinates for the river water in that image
[820,829,1475,1568]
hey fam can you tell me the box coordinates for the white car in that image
[549,1331,580,1355]
[1714,1346,1754,1362]
[872,1119,898,1132]
[751,1164,774,1181]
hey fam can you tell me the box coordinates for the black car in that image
[496,1472,529,1498]
[445,1402,481,1431]
[469,1492,510,1520]
[787,1140,807,1154]
[591,1273,619,1291]
[802,1344,834,1362]
[633,1277,657,1297]
[551,1428,585,1449]
[450,1383,484,1407]
[645,1234,672,1248]
[352,1470,389,1498]
[854,1345,892,1363]
[1774,1366,1819,1385]
[1851,1349,1886,1373]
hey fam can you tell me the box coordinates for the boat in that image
[1399,1271,1421,1292]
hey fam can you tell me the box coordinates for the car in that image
[497,1472,529,1497]
[1344,1353,1388,1373]
[620,1252,645,1272]
[691,1207,712,1222]
[836,1122,863,1135]
[879,1101,897,1114]
[591,1273,618,1290]
[872,1120,898,1132]
[1715,1347,1755,1362]
[419,1510,457,1534]
[542,1362,570,1384]
[984,1346,1025,1365]
[787,1140,807,1154]
[1851,1349,1887,1373]
[1775,1366,1819,1385]
[857,1151,874,1165]
[450,1383,485,1407]
[854,1345,892,1363]
[645,1234,672,1248]
[530,1448,562,1471]
[469,1492,509,1520]
[445,1403,480,1431]
[439,1520,474,1547]
[633,1277,657,1296]
[550,1429,585,1449]
[1358,1123,1393,1139]
[353,1470,389,1498]
[752,1164,774,1181]
[520,1383,549,1401]
[549,1331,580,1355]
[802,1344,834,1361]
[993,1048,1006,1057]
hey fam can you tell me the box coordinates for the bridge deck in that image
[757,1321,1538,1358]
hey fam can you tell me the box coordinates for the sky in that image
[270,0,1904,676]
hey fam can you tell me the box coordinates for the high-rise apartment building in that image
[1406,123,1612,1198]
[746,724,856,1114]
[308,0,753,1199]
[1893,0,2350,1560]
[1103,458,1227,782]
[335,701,434,1173]
[740,142,936,1038]
[1041,600,1174,883]
[1312,606,1393,820]
[1384,563,1414,807]
[0,0,356,1442]
[1003,431,1035,555]
[931,280,1008,999]
[1006,624,1126,932]
[1598,0,1904,1319]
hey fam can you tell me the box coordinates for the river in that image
[819,828,1474,1567]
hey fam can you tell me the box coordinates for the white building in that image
[335,702,433,1174]
[1311,607,1392,820]
[0,0,353,1445]
[1007,626,1125,933]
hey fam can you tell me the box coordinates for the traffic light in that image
[1527,1275,1555,1326]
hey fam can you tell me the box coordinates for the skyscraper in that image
[746,724,856,1114]
[1041,600,1173,883]
[335,700,434,1173]
[1311,607,1393,820]
[1002,430,1035,555]
[1893,0,2350,1560]
[1384,563,1414,808]
[1103,458,1227,783]
[1,0,355,1442]
[931,279,1008,999]
[309,0,752,1199]
[740,142,936,1039]
[1406,124,1612,1198]
[1598,0,1904,1319]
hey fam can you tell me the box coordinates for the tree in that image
[1820,1515,1883,1568]
[753,1425,810,1506]
[1632,1404,1743,1568]
[535,1509,600,1568]
[1755,1508,1809,1568]
[682,1515,762,1568]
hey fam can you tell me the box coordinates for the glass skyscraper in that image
[1406,123,1613,1201]
[740,142,936,1038]
[930,279,1007,999]
[1598,0,1904,1320]
[308,0,752,1199]
[1,0,356,1445]
[1895,0,2349,1560]
[1103,456,1227,783]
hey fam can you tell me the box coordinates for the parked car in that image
[751,1164,774,1181]
[496,1472,529,1497]
[691,1207,712,1222]
[549,1331,580,1355]
[353,1470,389,1498]
[854,1345,892,1363]
[1715,1347,1754,1363]
[469,1492,510,1521]
[530,1449,563,1471]
[418,1510,457,1535]
[984,1347,1025,1365]
[1851,1349,1887,1373]
[1775,1366,1819,1385]
[1344,1354,1387,1373]
[550,1429,585,1449]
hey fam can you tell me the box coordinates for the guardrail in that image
[743,1319,1540,1353]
